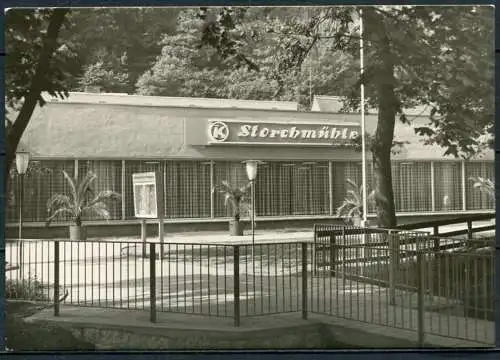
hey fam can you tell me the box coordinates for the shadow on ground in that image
[5,301,96,351]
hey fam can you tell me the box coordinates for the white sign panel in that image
[132,172,158,218]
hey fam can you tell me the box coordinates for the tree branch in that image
[5,8,70,176]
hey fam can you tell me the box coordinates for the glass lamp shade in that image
[245,160,259,181]
[16,151,31,175]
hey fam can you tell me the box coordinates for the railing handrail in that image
[394,212,495,231]
[4,238,311,247]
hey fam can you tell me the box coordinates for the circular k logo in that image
[208,121,229,142]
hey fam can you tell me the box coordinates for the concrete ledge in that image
[25,308,328,350]
[24,306,493,350]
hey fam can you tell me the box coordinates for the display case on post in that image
[132,171,165,258]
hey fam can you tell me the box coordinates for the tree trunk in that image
[372,36,398,228]
[5,9,69,177]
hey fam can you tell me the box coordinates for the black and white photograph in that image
[3,5,495,351]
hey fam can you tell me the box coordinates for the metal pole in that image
[301,242,308,320]
[54,240,60,316]
[18,173,24,278]
[233,245,241,327]
[150,243,157,323]
[417,251,425,347]
[360,8,368,225]
[251,179,255,276]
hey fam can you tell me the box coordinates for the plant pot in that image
[229,220,244,236]
[352,217,362,227]
[69,225,87,241]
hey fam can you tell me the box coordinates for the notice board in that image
[132,172,164,219]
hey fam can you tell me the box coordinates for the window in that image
[79,160,122,221]
[392,162,432,212]
[434,161,463,211]
[164,161,211,218]
[465,161,495,210]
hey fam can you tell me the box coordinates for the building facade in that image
[6,93,495,236]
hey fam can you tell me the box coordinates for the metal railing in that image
[5,239,309,327]
[5,228,495,346]
[395,212,495,239]
[311,225,495,346]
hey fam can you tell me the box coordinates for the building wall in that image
[11,96,494,229]
[5,158,495,226]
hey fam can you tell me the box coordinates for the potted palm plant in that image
[336,178,375,226]
[469,176,495,202]
[212,180,251,236]
[46,171,121,240]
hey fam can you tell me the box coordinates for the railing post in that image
[329,234,336,276]
[433,237,440,253]
[141,220,147,258]
[302,242,308,320]
[54,240,60,317]
[417,251,426,347]
[341,228,347,287]
[388,230,398,305]
[467,220,473,242]
[312,225,317,277]
[149,243,157,323]
[233,245,240,327]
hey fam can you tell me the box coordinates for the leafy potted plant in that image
[212,180,251,236]
[46,171,121,240]
[469,176,494,202]
[336,178,375,226]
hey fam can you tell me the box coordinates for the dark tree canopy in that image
[196,6,494,226]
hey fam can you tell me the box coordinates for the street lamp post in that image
[16,150,31,278]
[245,160,259,275]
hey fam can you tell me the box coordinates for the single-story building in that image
[5,92,494,238]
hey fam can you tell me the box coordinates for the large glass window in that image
[331,161,362,215]
[434,161,463,211]
[6,160,75,223]
[392,162,432,212]
[213,161,248,218]
[78,160,122,221]
[465,161,495,210]
[164,160,211,219]
[253,161,329,217]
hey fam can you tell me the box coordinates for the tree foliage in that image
[197,5,494,227]
[4,8,179,175]
[136,8,359,110]
[64,8,179,93]
[5,8,72,176]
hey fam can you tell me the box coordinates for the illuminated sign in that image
[206,120,360,146]
[132,172,164,219]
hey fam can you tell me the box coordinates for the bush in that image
[5,275,46,301]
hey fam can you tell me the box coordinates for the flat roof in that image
[19,94,493,161]
[44,92,299,111]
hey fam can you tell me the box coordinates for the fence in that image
[5,159,495,224]
[311,225,495,345]
[5,228,495,346]
[5,239,309,326]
